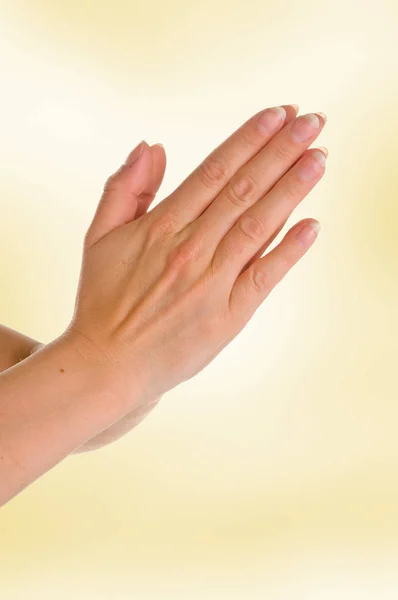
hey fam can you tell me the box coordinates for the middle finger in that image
[190,112,326,249]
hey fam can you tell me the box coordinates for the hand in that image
[73,142,168,451]
[28,142,166,453]
[65,104,327,418]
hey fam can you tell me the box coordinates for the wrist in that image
[61,324,150,409]
[0,332,143,504]
[55,328,142,415]
[1,332,135,446]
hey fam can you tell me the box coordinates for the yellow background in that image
[1,0,398,597]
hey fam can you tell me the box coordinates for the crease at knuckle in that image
[250,266,270,293]
[238,213,266,242]
[226,174,258,208]
[238,125,259,149]
[146,212,176,245]
[282,178,300,201]
[272,143,293,162]
[197,155,229,189]
[167,238,198,272]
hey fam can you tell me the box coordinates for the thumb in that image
[85,140,153,248]
[135,142,167,219]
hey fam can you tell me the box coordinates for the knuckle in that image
[238,213,266,242]
[272,143,293,162]
[226,174,258,208]
[168,238,198,272]
[146,212,176,245]
[250,266,271,293]
[196,314,222,340]
[197,154,229,188]
[282,178,300,201]
[238,125,259,149]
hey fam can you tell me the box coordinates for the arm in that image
[0,330,140,506]
[0,141,167,454]
[1,103,327,506]
[0,324,43,370]
[0,326,160,454]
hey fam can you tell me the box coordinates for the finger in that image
[149,104,299,229]
[242,145,328,273]
[228,218,321,320]
[84,141,152,248]
[239,220,286,275]
[135,143,167,219]
[211,147,327,282]
[191,112,326,252]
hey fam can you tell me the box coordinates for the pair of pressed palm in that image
[0,103,327,505]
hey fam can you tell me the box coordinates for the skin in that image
[0,104,327,505]
[0,142,168,454]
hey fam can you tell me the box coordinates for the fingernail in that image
[296,220,321,246]
[290,113,321,142]
[125,140,146,166]
[290,104,299,113]
[318,146,328,157]
[316,112,327,122]
[312,149,327,166]
[298,149,327,181]
[257,106,287,135]
[153,143,164,149]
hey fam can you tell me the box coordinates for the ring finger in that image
[189,112,326,254]
[149,104,299,228]
[210,146,327,281]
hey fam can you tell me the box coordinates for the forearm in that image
[0,332,136,506]
[0,324,43,370]
[72,395,161,453]
[0,325,140,454]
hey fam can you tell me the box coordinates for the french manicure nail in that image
[296,220,321,245]
[290,113,320,142]
[312,149,326,166]
[257,106,286,134]
[318,146,328,157]
[299,150,326,181]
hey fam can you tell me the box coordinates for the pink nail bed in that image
[290,113,320,142]
[299,150,326,181]
[296,221,320,245]
[257,106,286,135]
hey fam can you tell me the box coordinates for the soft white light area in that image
[1,1,398,598]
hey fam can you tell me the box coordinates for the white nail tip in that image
[313,149,327,166]
[310,221,321,233]
[318,146,329,157]
[274,106,287,120]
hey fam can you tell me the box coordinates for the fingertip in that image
[149,143,167,191]
[120,141,153,195]
[280,104,300,123]
[295,219,321,247]
[125,140,146,166]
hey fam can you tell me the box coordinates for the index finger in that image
[152,104,299,229]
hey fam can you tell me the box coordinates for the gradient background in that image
[1,0,398,597]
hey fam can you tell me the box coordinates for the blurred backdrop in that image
[1,0,398,598]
